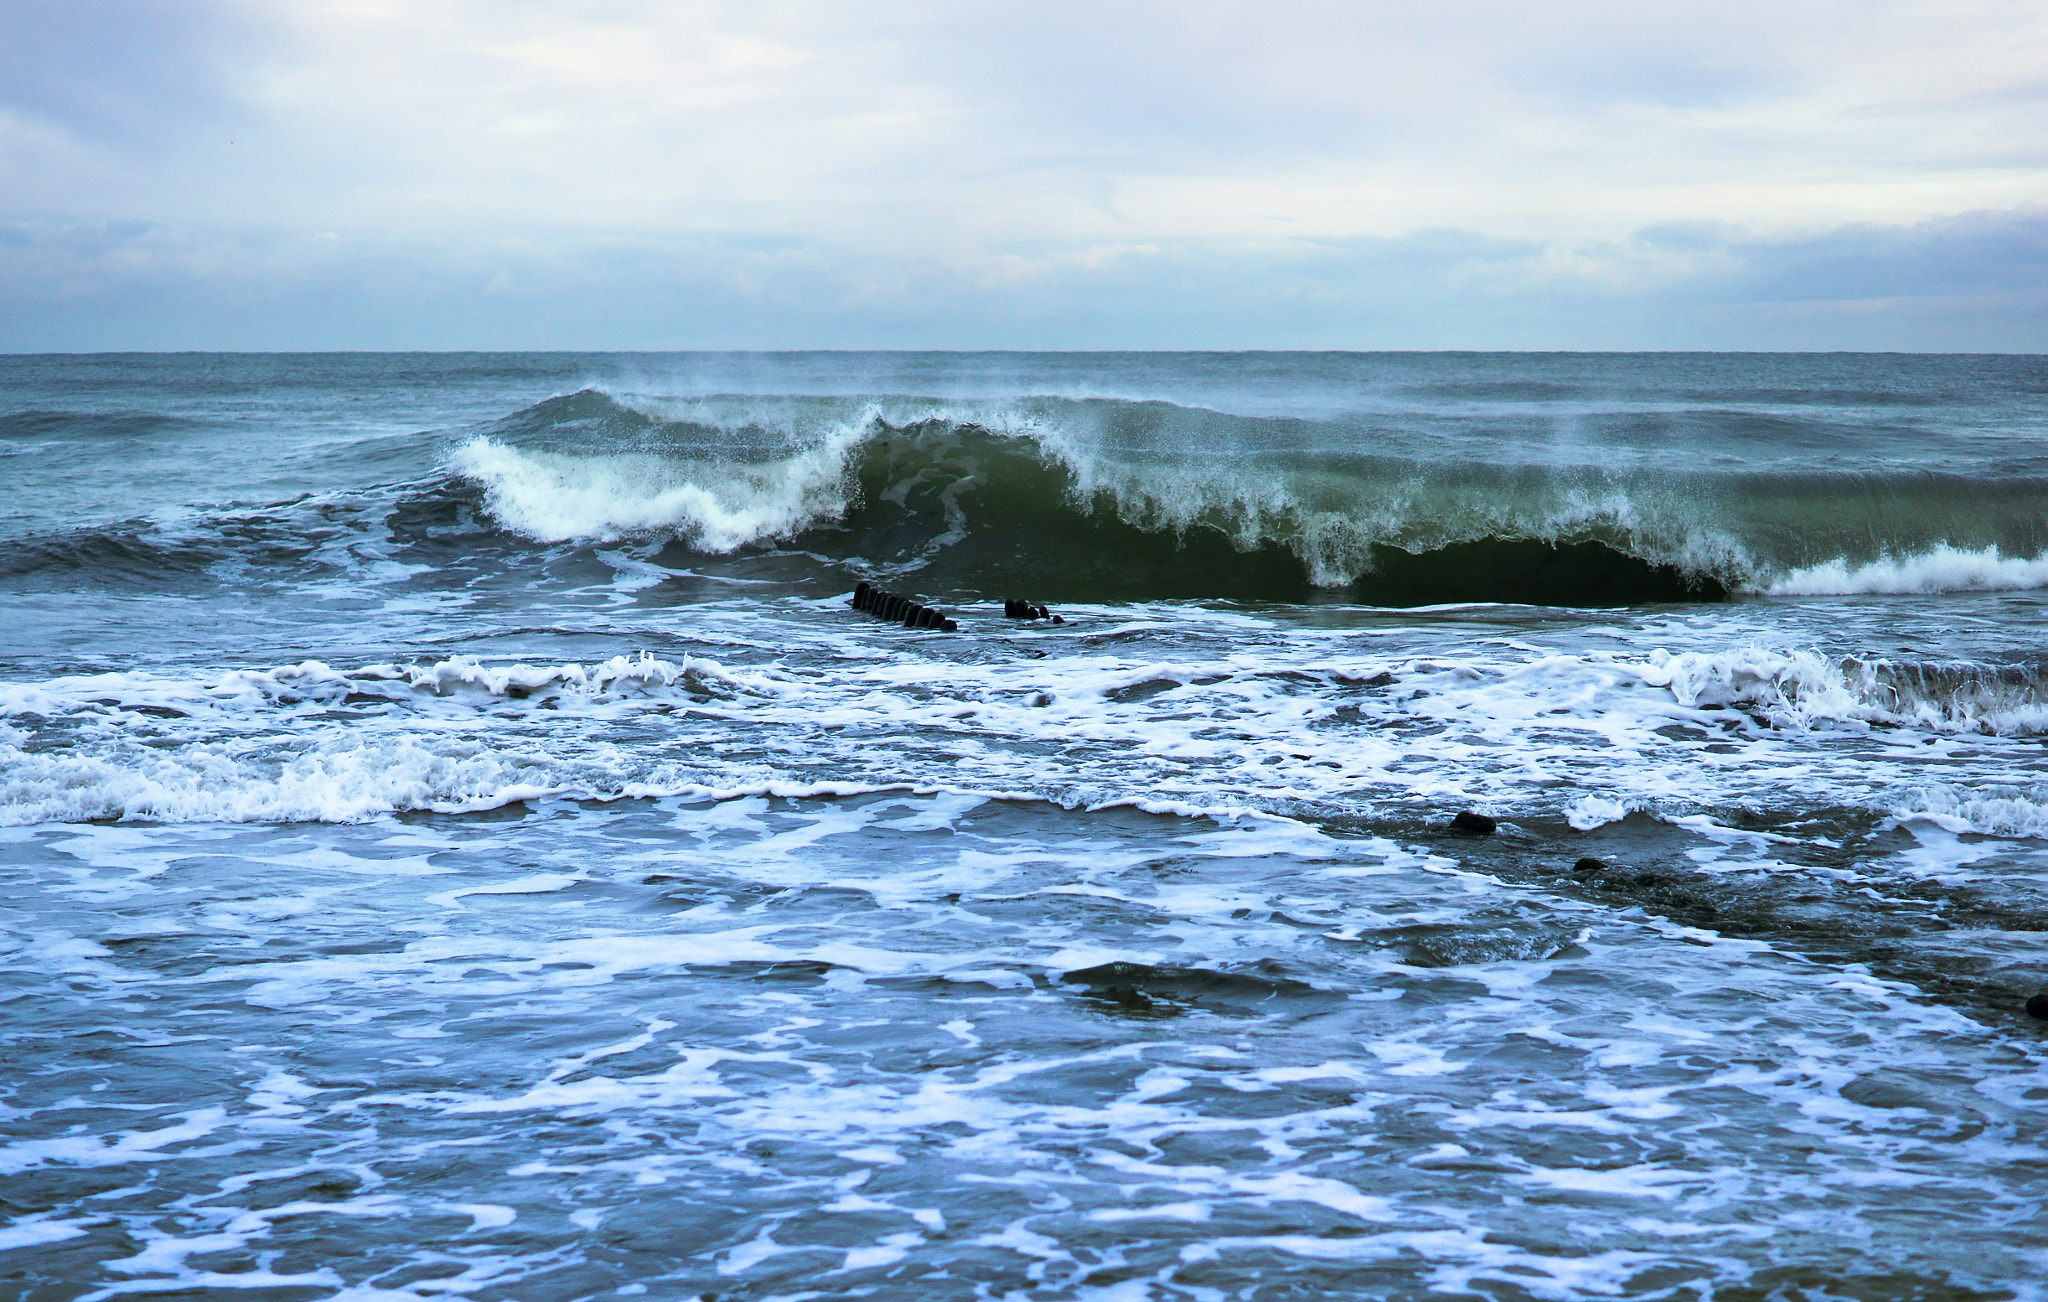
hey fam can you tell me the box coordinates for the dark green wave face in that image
[444,383,2048,606]
[807,419,1726,604]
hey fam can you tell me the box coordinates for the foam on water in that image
[1891,782,2048,839]
[9,353,2048,1300]
[1768,544,2048,596]
[3,794,2045,1299]
[451,429,865,551]
[8,619,2048,864]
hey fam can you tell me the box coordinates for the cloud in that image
[3,206,2041,351]
[0,0,263,137]
[0,1,2044,348]
[1723,209,2048,303]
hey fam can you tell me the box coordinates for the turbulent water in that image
[3,351,2048,1300]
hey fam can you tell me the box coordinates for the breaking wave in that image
[1637,646,2048,734]
[12,387,2048,608]
[1888,783,2048,838]
[445,389,2048,605]
[1766,546,2048,596]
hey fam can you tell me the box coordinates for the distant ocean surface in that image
[3,352,2047,1300]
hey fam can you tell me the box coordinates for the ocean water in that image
[2,351,2047,1301]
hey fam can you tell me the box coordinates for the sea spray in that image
[441,389,2048,602]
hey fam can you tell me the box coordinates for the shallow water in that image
[10,796,2048,1300]
[3,353,2047,1300]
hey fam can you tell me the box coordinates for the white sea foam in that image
[7,628,2048,835]
[8,794,2042,1299]
[0,738,562,826]
[1633,645,2048,734]
[1767,545,2048,596]
[1565,794,1642,830]
[351,651,776,702]
[1888,783,2048,839]
[1635,646,1871,726]
[451,431,862,548]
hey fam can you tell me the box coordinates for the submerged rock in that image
[1061,960,1326,1016]
[1573,857,1606,873]
[2027,991,2048,1020]
[1448,811,1497,835]
[1380,922,1580,967]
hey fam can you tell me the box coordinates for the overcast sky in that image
[3,0,2045,350]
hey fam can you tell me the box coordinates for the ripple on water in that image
[2,795,2046,1300]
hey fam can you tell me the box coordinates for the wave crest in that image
[451,430,860,552]
[1638,647,2048,734]
[19,387,2038,607]
[1888,783,2048,838]
[1766,546,2048,596]
[450,390,1754,604]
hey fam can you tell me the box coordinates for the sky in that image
[2,0,2045,351]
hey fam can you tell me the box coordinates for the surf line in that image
[849,583,1066,631]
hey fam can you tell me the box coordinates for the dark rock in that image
[1388,922,1578,967]
[1448,811,1496,835]
[851,581,871,609]
[1063,960,1321,1013]
[902,603,926,626]
[2027,991,2048,1020]
[941,619,958,631]
[1052,614,1065,624]
[1573,857,1606,873]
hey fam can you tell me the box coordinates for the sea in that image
[3,351,2046,1301]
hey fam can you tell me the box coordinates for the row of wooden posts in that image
[848,583,1064,629]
